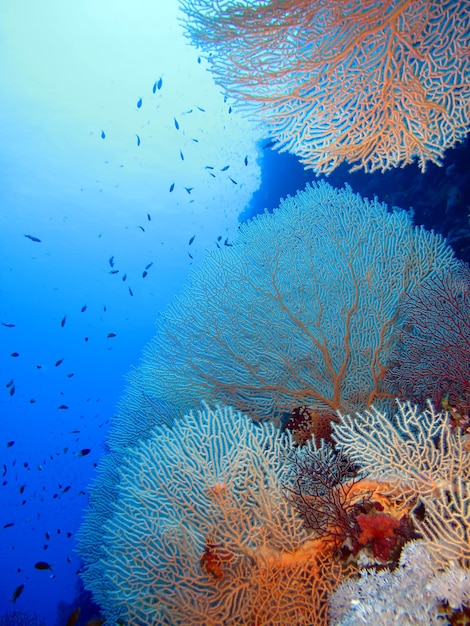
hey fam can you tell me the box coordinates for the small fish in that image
[197,56,201,63]
[169,182,175,192]
[180,150,184,161]
[3,522,14,528]
[34,561,53,570]
[109,269,119,275]
[66,607,81,626]
[138,225,145,232]
[12,583,25,603]
[145,262,153,270]
[23,234,41,242]
[122,273,127,281]
[128,287,134,297]
[224,238,232,247]
[189,235,196,246]
[1,321,15,328]
[244,155,248,166]
[55,358,64,367]
[45,532,50,540]
[197,106,205,112]
[2,464,6,477]
[57,404,69,410]
[208,172,216,178]
[184,187,193,194]
[228,177,238,185]
[62,485,71,493]
[61,316,67,328]
[152,81,157,94]
[100,130,105,139]
[142,271,148,278]
[109,256,115,267]
[81,305,87,313]
[107,333,116,339]
[174,117,179,130]
[6,441,15,448]
[263,139,276,150]
[147,213,151,221]
[228,106,232,114]
[19,485,25,494]
[137,97,142,108]
[188,252,193,259]
[6,380,14,388]
[157,77,162,90]
[136,134,141,146]
[66,373,74,378]
[10,352,19,357]
[29,398,36,403]
[77,448,91,457]
[9,385,15,397]
[204,165,214,170]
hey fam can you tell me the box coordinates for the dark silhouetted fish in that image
[136,134,141,146]
[229,177,238,184]
[12,583,24,603]
[174,117,179,130]
[23,234,41,242]
[66,607,81,626]
[107,333,116,338]
[244,155,248,166]
[147,213,151,221]
[1,322,15,327]
[57,405,69,410]
[145,262,153,270]
[137,97,142,108]
[55,358,64,367]
[61,316,67,327]
[34,561,53,570]
[180,150,184,160]
[10,352,19,357]
[100,130,105,139]
[3,522,14,528]
[142,271,148,278]
[169,182,175,192]
[128,287,134,296]
[184,187,193,194]
[189,235,195,245]
[81,305,87,312]
[6,441,14,448]
[77,448,91,457]
[109,256,115,267]
[157,77,162,90]
[122,274,127,281]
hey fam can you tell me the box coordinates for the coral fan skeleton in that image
[180,0,470,173]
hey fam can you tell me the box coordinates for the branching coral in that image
[386,264,470,413]
[332,400,470,568]
[180,0,470,173]
[128,181,457,424]
[93,405,356,625]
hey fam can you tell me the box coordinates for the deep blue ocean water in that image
[0,2,468,625]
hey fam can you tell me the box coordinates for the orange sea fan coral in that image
[180,0,470,173]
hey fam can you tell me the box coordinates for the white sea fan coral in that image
[330,541,470,625]
[94,405,351,625]
[332,400,470,567]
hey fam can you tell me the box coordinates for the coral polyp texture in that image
[90,405,355,625]
[180,0,470,173]
[121,181,456,425]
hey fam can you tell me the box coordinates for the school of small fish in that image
[3,65,245,621]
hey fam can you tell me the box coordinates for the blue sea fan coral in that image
[122,181,457,424]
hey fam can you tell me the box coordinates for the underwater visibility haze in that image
[1,0,469,625]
